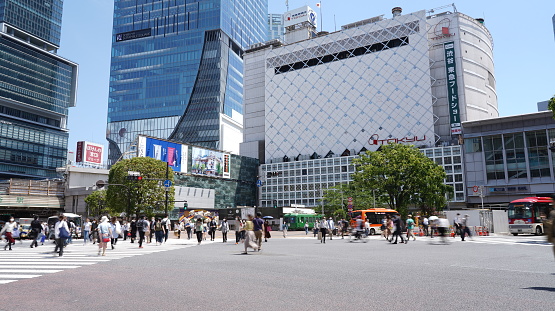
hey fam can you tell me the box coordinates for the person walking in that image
[453,213,462,238]
[29,215,42,248]
[319,217,330,244]
[54,215,70,256]
[83,218,91,245]
[130,218,137,243]
[67,221,76,244]
[406,215,416,242]
[264,220,272,242]
[327,217,335,240]
[97,216,112,256]
[91,219,99,244]
[1,217,16,251]
[185,220,192,240]
[304,222,309,235]
[235,217,243,244]
[391,213,406,244]
[436,216,450,244]
[242,214,259,254]
[208,218,218,241]
[110,217,121,249]
[147,217,155,243]
[195,218,204,245]
[253,213,264,250]
[154,218,164,245]
[137,216,148,248]
[282,221,288,238]
[461,214,472,241]
[162,214,171,243]
[313,221,319,238]
[340,218,349,239]
[122,221,129,241]
[220,219,229,243]
[422,216,429,237]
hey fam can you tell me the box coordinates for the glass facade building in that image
[106,0,268,164]
[268,13,284,41]
[0,0,78,179]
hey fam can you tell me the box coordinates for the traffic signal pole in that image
[165,162,169,215]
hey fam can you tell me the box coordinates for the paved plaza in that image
[0,232,554,310]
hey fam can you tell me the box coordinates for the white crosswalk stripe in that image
[0,240,197,285]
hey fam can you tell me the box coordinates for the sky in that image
[58,0,555,156]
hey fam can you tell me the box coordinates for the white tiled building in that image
[241,6,496,208]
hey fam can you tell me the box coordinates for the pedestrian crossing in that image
[0,240,195,285]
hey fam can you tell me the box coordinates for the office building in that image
[463,111,555,206]
[241,5,496,208]
[0,0,78,179]
[106,0,268,165]
[268,13,284,41]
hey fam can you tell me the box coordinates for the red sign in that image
[368,134,427,146]
[76,141,104,165]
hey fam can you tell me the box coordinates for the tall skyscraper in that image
[0,0,78,179]
[106,0,268,164]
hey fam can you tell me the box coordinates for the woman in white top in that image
[54,215,70,256]
[83,218,92,245]
[98,216,112,256]
[1,218,17,250]
[110,216,121,250]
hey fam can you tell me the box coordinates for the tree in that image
[106,157,174,217]
[84,189,107,217]
[351,144,452,216]
[548,95,555,119]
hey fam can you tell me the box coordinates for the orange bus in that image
[350,208,398,235]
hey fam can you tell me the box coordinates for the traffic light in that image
[273,200,277,209]
[184,202,188,210]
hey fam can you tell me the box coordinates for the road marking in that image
[0,262,95,265]
[0,274,41,279]
[0,266,81,269]
[0,280,17,284]
[0,269,63,273]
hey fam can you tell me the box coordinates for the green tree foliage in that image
[548,95,555,119]
[84,189,107,217]
[351,144,452,216]
[319,183,388,218]
[106,157,174,217]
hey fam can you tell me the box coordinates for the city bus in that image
[283,213,320,230]
[350,208,398,235]
[47,213,83,239]
[508,197,554,236]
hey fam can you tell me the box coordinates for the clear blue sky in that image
[59,0,555,156]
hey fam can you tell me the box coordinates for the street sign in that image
[256,180,263,187]
[347,197,353,212]
[163,180,172,188]
[473,185,479,193]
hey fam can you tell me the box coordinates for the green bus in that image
[283,213,321,230]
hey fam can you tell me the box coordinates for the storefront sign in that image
[115,28,151,42]
[444,42,461,135]
[368,134,427,146]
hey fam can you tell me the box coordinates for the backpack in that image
[136,220,143,229]
[155,221,162,231]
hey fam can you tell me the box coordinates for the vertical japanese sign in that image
[444,42,461,135]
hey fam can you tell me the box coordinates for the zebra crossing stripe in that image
[0,280,17,284]
[0,269,63,273]
[0,274,41,279]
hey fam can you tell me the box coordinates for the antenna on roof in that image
[285,0,289,11]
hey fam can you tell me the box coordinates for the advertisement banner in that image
[191,147,230,179]
[76,141,103,165]
[137,136,188,173]
[284,5,317,28]
[444,42,461,135]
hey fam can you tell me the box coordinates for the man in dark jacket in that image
[29,215,42,248]
[392,214,405,244]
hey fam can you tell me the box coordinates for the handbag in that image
[102,234,110,243]
[59,226,70,239]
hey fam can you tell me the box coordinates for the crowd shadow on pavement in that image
[523,287,555,292]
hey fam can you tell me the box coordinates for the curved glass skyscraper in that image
[106,0,268,164]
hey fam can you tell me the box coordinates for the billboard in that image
[284,6,317,28]
[137,136,188,173]
[115,28,151,42]
[75,141,103,165]
[444,42,462,135]
[191,147,230,179]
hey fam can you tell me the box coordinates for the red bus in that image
[508,197,554,236]
[350,208,397,235]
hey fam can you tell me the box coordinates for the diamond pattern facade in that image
[263,11,435,161]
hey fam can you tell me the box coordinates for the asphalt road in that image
[1,232,554,311]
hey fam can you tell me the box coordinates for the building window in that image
[483,135,505,180]
[504,133,527,179]
[526,130,549,178]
